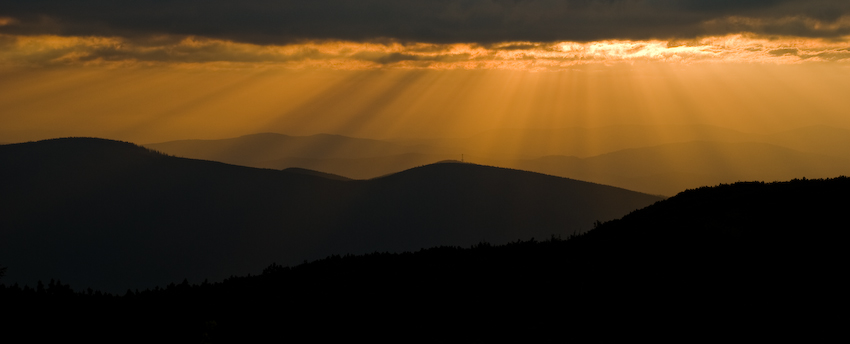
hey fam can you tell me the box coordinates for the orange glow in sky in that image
[1,32,850,146]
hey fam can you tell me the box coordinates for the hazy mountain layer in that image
[150,138,850,196]
[404,125,757,158]
[0,138,661,292]
[239,141,850,196]
[143,125,850,196]
[145,133,454,163]
[511,141,850,196]
[761,125,850,160]
[406,124,850,160]
[252,153,468,179]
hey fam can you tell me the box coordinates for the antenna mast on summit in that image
[462,154,464,162]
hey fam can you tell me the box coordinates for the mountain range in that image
[145,125,850,196]
[0,138,661,292]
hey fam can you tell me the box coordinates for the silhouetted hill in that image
[0,138,661,292]
[302,140,850,195]
[3,177,845,342]
[190,176,847,336]
[573,177,850,301]
[343,161,662,252]
[145,133,465,180]
[281,167,352,181]
[586,176,850,247]
[255,152,468,179]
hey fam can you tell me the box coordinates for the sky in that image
[2,0,850,143]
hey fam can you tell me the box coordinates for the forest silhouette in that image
[3,175,847,341]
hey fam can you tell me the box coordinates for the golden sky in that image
[2,1,850,144]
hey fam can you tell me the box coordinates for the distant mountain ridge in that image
[145,132,455,162]
[143,125,850,195]
[510,140,850,195]
[0,138,662,292]
[412,124,757,158]
[409,124,850,159]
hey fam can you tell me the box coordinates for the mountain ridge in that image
[0,137,661,292]
[141,127,850,195]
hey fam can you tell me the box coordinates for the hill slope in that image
[4,177,846,342]
[0,138,661,292]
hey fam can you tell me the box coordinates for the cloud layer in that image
[3,33,849,69]
[3,0,850,44]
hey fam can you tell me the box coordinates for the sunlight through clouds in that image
[2,33,849,70]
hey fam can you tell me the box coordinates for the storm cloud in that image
[2,0,850,44]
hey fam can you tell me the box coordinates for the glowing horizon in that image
[2,62,850,145]
[3,2,850,166]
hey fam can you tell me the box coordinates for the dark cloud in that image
[769,48,798,56]
[2,0,850,44]
[351,51,475,65]
[490,43,547,50]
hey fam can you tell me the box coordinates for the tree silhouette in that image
[0,265,6,280]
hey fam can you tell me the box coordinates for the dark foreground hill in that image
[3,177,847,342]
[0,138,661,292]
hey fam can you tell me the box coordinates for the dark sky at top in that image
[2,0,849,44]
